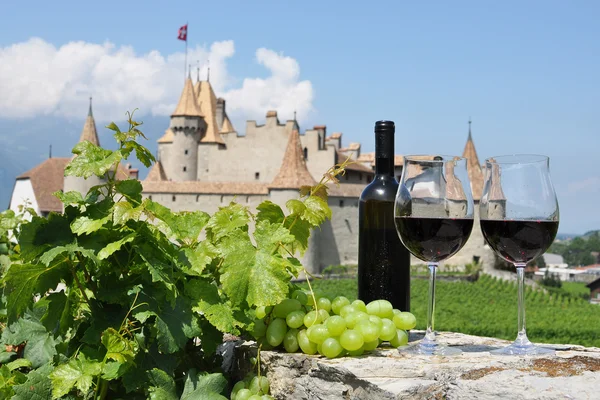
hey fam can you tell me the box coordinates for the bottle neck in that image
[375,130,395,177]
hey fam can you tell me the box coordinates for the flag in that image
[178,24,188,41]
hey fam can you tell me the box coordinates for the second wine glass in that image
[394,155,474,356]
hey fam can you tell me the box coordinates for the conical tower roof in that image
[172,76,204,117]
[79,97,100,145]
[462,120,483,201]
[270,130,316,189]
[145,160,167,181]
[197,80,224,144]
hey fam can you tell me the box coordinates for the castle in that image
[9,76,495,274]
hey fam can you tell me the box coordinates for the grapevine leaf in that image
[97,233,135,260]
[147,368,177,400]
[40,291,73,337]
[49,356,102,399]
[181,242,219,276]
[180,369,228,400]
[113,201,143,225]
[39,243,98,266]
[65,141,122,179]
[206,203,249,241]
[101,328,136,364]
[286,199,306,215]
[115,179,143,205]
[123,140,155,167]
[220,231,289,307]
[198,319,222,357]
[284,215,311,254]
[12,363,53,400]
[6,358,32,371]
[70,215,111,236]
[54,191,84,207]
[137,241,176,294]
[256,201,285,224]
[301,196,332,226]
[185,279,241,334]
[154,298,201,354]
[18,214,74,262]
[121,342,178,393]
[1,318,57,368]
[145,201,209,243]
[254,220,295,254]
[4,262,69,323]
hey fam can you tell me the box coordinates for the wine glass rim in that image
[485,154,549,165]
[404,155,466,163]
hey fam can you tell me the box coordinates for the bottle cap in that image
[374,120,395,133]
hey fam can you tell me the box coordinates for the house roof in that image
[145,161,167,181]
[462,122,484,201]
[586,276,600,290]
[445,161,467,201]
[356,152,404,167]
[542,253,565,264]
[16,158,70,212]
[197,81,224,144]
[337,151,373,173]
[270,130,317,189]
[157,128,174,143]
[79,99,100,146]
[220,115,235,134]
[172,77,204,118]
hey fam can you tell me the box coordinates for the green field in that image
[299,275,600,347]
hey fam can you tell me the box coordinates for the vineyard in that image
[300,274,600,348]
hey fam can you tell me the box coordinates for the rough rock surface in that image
[236,331,600,400]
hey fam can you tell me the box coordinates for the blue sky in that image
[0,0,598,234]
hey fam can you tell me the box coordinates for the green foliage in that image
[549,232,600,266]
[0,113,342,399]
[301,275,600,347]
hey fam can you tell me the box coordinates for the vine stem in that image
[70,263,90,305]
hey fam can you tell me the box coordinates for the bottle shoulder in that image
[360,176,399,202]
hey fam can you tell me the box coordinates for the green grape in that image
[340,329,364,351]
[286,310,306,329]
[366,300,394,319]
[339,304,357,317]
[258,376,270,395]
[379,318,396,341]
[344,311,369,329]
[292,290,309,305]
[266,318,287,347]
[297,329,318,355]
[249,376,261,394]
[232,381,246,396]
[303,310,322,327]
[236,388,252,400]
[368,315,383,331]
[325,315,346,336]
[347,347,365,356]
[331,296,350,315]
[248,395,262,400]
[249,375,270,395]
[393,312,417,330]
[273,298,302,318]
[392,308,402,316]
[261,396,274,400]
[354,320,380,342]
[317,309,330,322]
[284,328,300,353]
[363,339,379,351]
[317,297,332,313]
[255,306,267,319]
[251,319,267,339]
[351,299,368,313]
[389,329,409,348]
[321,337,343,358]
[307,323,330,344]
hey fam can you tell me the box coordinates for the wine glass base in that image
[401,342,462,356]
[491,343,554,356]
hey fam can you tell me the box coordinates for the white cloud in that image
[0,38,314,124]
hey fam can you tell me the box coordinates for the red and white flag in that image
[178,24,188,41]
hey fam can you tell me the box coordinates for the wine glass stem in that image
[515,264,530,345]
[425,263,438,343]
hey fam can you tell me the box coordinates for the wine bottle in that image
[358,120,411,311]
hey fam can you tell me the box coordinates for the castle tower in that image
[169,75,205,181]
[196,79,226,179]
[462,119,484,202]
[269,130,322,274]
[63,98,106,197]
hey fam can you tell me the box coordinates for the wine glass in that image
[480,155,559,356]
[394,155,474,356]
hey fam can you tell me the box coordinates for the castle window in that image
[339,200,344,207]
[196,195,200,202]
[183,166,187,172]
[149,195,152,201]
[185,149,189,155]
[304,147,308,160]
[345,174,349,181]
[255,172,260,180]
[367,175,372,183]
[172,195,176,202]
[359,173,363,180]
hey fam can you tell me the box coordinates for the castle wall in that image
[142,192,268,214]
[63,174,105,199]
[158,142,173,179]
[170,128,200,181]
[300,128,336,181]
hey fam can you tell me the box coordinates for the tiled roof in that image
[462,127,484,201]
[485,159,507,201]
[143,180,269,195]
[79,101,100,146]
[172,77,204,117]
[197,81,224,144]
[270,130,317,189]
[356,152,404,167]
[327,183,365,198]
[220,115,235,134]
[17,158,70,212]
[327,132,341,140]
[157,129,174,143]
[445,162,467,201]
[145,161,167,181]
[337,151,373,173]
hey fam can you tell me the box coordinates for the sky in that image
[0,0,598,234]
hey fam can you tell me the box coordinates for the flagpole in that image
[184,22,188,81]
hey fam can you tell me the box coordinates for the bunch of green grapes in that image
[250,289,417,359]
[230,372,273,400]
